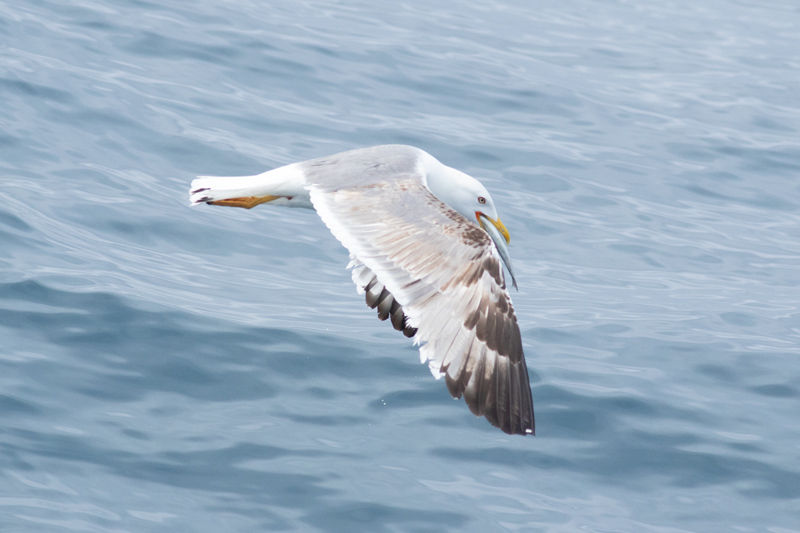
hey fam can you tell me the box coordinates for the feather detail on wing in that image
[350,256,417,338]
[304,151,534,435]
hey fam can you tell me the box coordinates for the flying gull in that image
[189,145,535,435]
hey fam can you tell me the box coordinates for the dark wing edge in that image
[416,256,535,436]
[308,171,534,435]
[442,317,535,436]
[351,256,417,338]
[348,250,534,437]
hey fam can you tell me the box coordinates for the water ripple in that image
[2,0,800,530]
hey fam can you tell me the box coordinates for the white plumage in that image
[190,145,534,435]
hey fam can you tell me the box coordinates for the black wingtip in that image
[469,350,534,436]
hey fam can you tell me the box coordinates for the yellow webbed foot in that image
[207,195,281,209]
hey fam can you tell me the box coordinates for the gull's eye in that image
[478,196,486,204]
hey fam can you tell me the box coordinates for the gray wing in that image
[304,146,534,435]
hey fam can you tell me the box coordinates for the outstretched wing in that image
[301,147,534,435]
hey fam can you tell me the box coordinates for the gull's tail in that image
[189,162,311,209]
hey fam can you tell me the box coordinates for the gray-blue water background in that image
[2,0,799,531]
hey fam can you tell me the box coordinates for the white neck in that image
[416,150,485,222]
[417,152,465,207]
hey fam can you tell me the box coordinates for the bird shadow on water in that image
[0,279,469,531]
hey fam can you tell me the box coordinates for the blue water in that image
[2,0,799,530]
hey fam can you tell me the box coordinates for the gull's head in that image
[420,152,518,289]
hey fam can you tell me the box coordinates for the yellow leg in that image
[207,195,281,209]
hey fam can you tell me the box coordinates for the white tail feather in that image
[188,162,308,206]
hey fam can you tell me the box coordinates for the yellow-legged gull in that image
[189,145,535,435]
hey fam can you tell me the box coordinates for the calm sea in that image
[2,0,799,531]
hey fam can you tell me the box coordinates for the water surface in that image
[2,0,799,531]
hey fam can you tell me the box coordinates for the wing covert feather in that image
[304,148,534,435]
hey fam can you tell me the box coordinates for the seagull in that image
[189,145,534,435]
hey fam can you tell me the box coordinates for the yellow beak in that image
[476,213,517,289]
[492,217,511,244]
[477,214,510,244]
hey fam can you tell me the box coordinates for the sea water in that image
[1,0,799,531]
